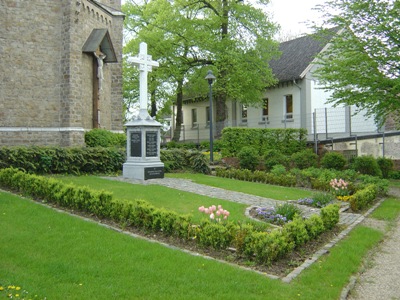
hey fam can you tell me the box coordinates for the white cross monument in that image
[123,42,164,180]
[129,42,159,119]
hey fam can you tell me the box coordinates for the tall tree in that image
[123,0,279,140]
[314,0,400,127]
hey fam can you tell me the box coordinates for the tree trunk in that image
[214,0,229,137]
[172,79,184,142]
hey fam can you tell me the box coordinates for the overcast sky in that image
[269,0,326,36]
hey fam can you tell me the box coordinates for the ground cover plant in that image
[0,190,385,300]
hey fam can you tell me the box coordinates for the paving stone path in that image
[116,177,361,226]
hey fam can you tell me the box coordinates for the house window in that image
[191,108,198,127]
[206,106,210,126]
[285,95,293,119]
[241,104,248,123]
[262,98,269,122]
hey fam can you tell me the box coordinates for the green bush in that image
[197,221,235,250]
[160,149,210,174]
[356,175,389,196]
[247,230,294,264]
[237,146,259,171]
[351,155,382,177]
[389,170,400,179]
[320,151,347,170]
[320,204,340,230]
[270,164,287,176]
[263,149,289,171]
[290,149,318,170]
[377,157,394,179]
[283,215,310,247]
[304,215,325,239]
[349,184,377,211]
[188,152,211,174]
[85,128,126,148]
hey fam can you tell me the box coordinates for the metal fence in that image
[166,106,397,143]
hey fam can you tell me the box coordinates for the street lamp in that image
[205,70,216,163]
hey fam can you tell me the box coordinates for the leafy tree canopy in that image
[122,0,280,123]
[314,0,400,127]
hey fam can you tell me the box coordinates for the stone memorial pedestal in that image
[123,111,164,180]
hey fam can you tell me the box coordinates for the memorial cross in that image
[129,42,159,116]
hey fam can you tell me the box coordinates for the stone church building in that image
[0,0,124,146]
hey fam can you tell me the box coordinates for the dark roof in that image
[270,28,339,82]
[82,29,117,63]
[90,0,125,17]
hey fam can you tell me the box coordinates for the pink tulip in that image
[210,213,215,220]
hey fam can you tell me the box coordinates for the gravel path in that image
[347,188,400,300]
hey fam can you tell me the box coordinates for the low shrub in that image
[283,215,310,247]
[320,151,347,170]
[320,204,340,230]
[377,157,394,179]
[247,230,294,264]
[237,146,259,171]
[85,128,126,148]
[290,149,318,170]
[349,184,377,211]
[304,215,325,239]
[197,221,235,250]
[263,149,289,171]
[355,175,389,196]
[351,155,382,177]
[270,164,287,176]
[160,149,210,174]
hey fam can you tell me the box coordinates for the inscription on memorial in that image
[130,131,142,157]
[145,167,164,180]
[146,131,158,157]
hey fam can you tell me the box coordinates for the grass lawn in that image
[166,173,313,200]
[370,197,400,222]
[0,190,384,300]
[54,176,248,224]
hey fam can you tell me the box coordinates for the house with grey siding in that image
[174,31,378,144]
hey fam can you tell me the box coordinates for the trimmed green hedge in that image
[0,146,125,175]
[221,127,307,157]
[0,146,210,175]
[0,168,340,265]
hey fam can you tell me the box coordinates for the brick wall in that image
[0,0,123,147]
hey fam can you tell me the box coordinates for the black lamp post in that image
[205,70,216,163]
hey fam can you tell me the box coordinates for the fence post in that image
[325,107,328,140]
[313,110,318,154]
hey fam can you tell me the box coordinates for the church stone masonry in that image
[0,0,124,146]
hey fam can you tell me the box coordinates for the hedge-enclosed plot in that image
[0,168,340,266]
